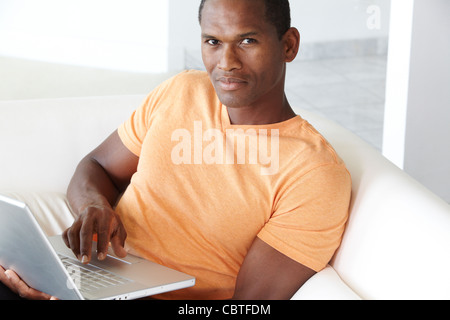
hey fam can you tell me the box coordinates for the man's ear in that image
[283,27,300,63]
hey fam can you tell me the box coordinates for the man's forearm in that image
[67,155,122,217]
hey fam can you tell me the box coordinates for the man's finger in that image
[111,218,127,258]
[111,235,128,258]
[66,221,82,260]
[62,229,70,248]
[0,266,17,294]
[96,218,111,261]
[4,270,53,300]
[79,219,94,264]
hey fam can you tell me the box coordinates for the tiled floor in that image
[285,55,387,151]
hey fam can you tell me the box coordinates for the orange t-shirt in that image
[116,70,351,300]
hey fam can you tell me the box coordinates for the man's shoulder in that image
[282,118,347,171]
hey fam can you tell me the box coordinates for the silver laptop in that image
[0,195,195,300]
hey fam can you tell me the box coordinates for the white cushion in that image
[0,192,76,237]
[291,265,361,300]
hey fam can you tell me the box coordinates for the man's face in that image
[200,0,287,110]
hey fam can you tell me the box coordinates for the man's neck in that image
[226,95,296,125]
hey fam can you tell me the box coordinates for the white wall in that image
[0,0,169,73]
[383,0,450,202]
[168,0,201,71]
[290,0,390,44]
[0,0,391,72]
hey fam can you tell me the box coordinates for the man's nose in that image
[217,45,242,71]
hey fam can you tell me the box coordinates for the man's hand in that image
[64,130,138,265]
[0,266,57,300]
[62,204,127,264]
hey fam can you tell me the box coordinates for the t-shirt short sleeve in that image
[118,98,149,156]
[257,164,351,272]
[117,76,174,157]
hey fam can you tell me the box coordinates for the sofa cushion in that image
[0,192,76,237]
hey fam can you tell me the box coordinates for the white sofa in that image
[1,93,450,300]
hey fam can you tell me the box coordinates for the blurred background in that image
[0,0,390,146]
[0,0,448,202]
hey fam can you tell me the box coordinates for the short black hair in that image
[198,0,291,39]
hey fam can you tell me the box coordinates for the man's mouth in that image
[216,77,248,91]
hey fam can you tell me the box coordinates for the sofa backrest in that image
[0,95,146,193]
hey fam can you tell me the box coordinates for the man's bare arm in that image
[64,130,139,264]
[232,237,316,300]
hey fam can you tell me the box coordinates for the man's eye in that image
[242,38,257,45]
[207,39,220,46]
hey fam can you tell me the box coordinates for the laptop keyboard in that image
[59,255,132,293]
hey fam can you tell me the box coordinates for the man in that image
[1,0,351,300]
